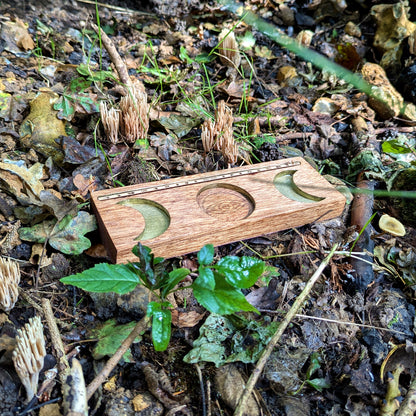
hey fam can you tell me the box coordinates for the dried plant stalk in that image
[100,101,120,144]
[13,316,46,401]
[120,80,149,143]
[218,28,241,68]
[0,257,20,312]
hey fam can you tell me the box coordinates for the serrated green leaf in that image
[198,244,214,265]
[217,256,265,288]
[61,263,139,294]
[193,274,258,315]
[147,302,172,351]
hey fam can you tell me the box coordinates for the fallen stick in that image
[91,23,131,88]
[86,316,150,400]
[234,244,338,416]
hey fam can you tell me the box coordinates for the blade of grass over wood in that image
[218,0,374,96]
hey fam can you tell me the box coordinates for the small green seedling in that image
[61,243,265,351]
[293,352,331,394]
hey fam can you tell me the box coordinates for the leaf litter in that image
[1,0,416,415]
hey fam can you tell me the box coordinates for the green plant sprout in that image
[293,352,331,394]
[61,243,265,351]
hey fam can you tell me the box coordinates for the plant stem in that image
[233,244,338,416]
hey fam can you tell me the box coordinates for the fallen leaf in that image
[18,211,97,255]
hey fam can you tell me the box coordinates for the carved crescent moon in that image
[118,198,170,241]
[274,170,324,203]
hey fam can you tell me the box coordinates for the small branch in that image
[91,23,131,88]
[86,316,150,400]
[41,298,71,387]
[233,244,339,416]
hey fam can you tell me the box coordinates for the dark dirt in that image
[1,0,416,415]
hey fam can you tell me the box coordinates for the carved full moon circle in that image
[197,184,255,221]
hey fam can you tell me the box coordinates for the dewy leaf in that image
[193,273,258,315]
[217,256,265,289]
[196,267,215,290]
[90,319,139,362]
[198,244,214,266]
[146,302,172,351]
[19,211,97,255]
[61,263,139,294]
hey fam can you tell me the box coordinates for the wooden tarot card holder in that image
[91,157,346,263]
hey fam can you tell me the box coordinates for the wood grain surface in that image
[91,157,346,262]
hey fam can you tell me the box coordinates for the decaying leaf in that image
[18,211,97,255]
[89,319,138,362]
[371,2,416,71]
[215,364,260,415]
[19,91,66,164]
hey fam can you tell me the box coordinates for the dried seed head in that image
[201,101,238,165]
[12,316,46,401]
[120,80,149,143]
[100,101,120,144]
[0,257,20,312]
[218,29,241,69]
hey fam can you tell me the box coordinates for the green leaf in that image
[90,319,139,362]
[147,302,172,351]
[69,77,91,92]
[193,273,258,315]
[131,243,157,287]
[382,139,413,155]
[160,268,190,299]
[195,53,215,63]
[198,244,214,266]
[179,46,194,64]
[19,211,97,255]
[306,378,331,392]
[306,352,321,379]
[53,95,75,120]
[196,267,215,290]
[76,63,91,76]
[61,263,139,294]
[217,256,265,288]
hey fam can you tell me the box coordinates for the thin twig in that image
[41,298,71,387]
[195,364,207,416]
[258,310,408,336]
[86,316,150,400]
[233,244,338,416]
[91,23,131,87]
